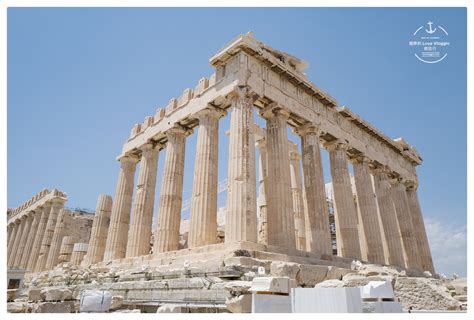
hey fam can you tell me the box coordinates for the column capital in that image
[165,124,193,138]
[118,154,140,164]
[294,123,321,137]
[324,139,349,152]
[259,102,290,120]
[229,85,259,103]
[349,153,372,165]
[195,105,227,121]
[389,176,405,187]
[404,180,419,191]
[50,197,67,206]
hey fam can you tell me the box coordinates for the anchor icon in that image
[425,21,437,34]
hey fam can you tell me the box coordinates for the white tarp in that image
[79,290,112,313]
[291,287,363,313]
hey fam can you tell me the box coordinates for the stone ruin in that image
[7,33,463,313]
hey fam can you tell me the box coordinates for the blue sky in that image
[7,7,466,276]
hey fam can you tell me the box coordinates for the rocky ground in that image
[7,254,467,313]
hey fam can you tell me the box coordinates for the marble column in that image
[289,143,306,251]
[256,138,268,245]
[225,87,258,243]
[326,140,362,260]
[45,208,71,270]
[27,204,50,271]
[103,155,138,261]
[261,105,295,249]
[58,236,75,263]
[371,166,405,267]
[14,214,34,268]
[84,195,113,265]
[390,177,422,270]
[126,144,160,257]
[405,182,435,273]
[19,210,41,269]
[9,217,26,268]
[351,155,385,264]
[154,126,187,253]
[7,222,20,267]
[188,107,224,248]
[297,126,332,255]
[36,198,65,271]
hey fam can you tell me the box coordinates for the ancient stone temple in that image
[7,33,440,312]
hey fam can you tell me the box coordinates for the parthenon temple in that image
[7,34,436,310]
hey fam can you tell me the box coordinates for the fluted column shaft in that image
[289,144,306,251]
[371,167,405,267]
[256,139,268,245]
[126,144,160,257]
[84,195,113,264]
[45,208,71,270]
[298,126,332,255]
[405,184,435,273]
[19,211,41,269]
[188,108,224,248]
[36,199,65,271]
[390,178,422,270]
[326,141,362,260]
[351,156,385,264]
[7,222,20,266]
[27,205,50,270]
[8,219,26,268]
[154,127,187,253]
[103,155,138,261]
[262,106,295,249]
[225,87,257,243]
[15,214,34,268]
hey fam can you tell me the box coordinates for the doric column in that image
[71,243,88,266]
[84,195,113,265]
[35,198,65,271]
[19,210,41,269]
[351,155,385,264]
[297,126,332,255]
[27,204,50,271]
[188,107,225,248]
[45,208,71,270]
[225,87,258,243]
[9,217,27,268]
[14,214,34,268]
[7,222,20,267]
[405,182,435,273]
[289,143,306,251]
[103,155,138,261]
[390,177,422,270]
[154,126,188,253]
[371,166,405,267]
[261,105,295,249]
[326,140,362,260]
[256,138,268,245]
[58,236,75,264]
[126,144,160,257]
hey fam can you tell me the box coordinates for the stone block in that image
[110,295,124,311]
[251,293,292,313]
[270,261,300,279]
[360,281,395,299]
[7,302,28,313]
[250,277,290,294]
[42,287,73,301]
[223,281,252,294]
[326,266,356,280]
[28,288,45,301]
[297,264,328,287]
[226,294,252,313]
[7,289,18,301]
[32,301,74,313]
